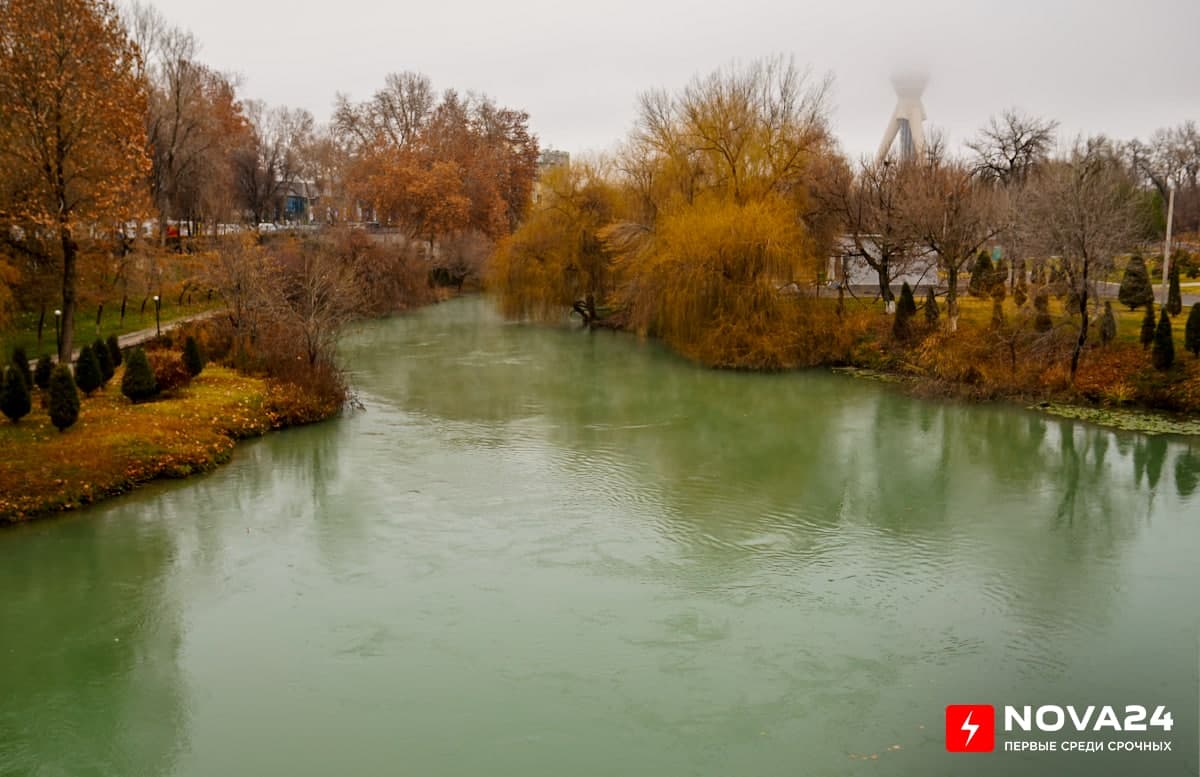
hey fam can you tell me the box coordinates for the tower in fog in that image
[877,75,927,163]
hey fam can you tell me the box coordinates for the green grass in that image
[0,298,219,359]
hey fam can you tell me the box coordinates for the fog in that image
[147,0,1199,158]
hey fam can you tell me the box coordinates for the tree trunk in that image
[946,266,959,333]
[877,259,895,314]
[1070,281,1090,381]
[59,225,78,363]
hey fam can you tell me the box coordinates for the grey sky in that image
[147,0,1199,160]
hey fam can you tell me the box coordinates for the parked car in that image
[257,223,277,233]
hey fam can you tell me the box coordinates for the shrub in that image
[10,346,33,389]
[1,366,31,423]
[1152,309,1175,371]
[924,287,939,327]
[1167,261,1182,316]
[74,345,103,395]
[33,355,53,390]
[1140,302,1156,350]
[1118,255,1154,310]
[146,350,191,393]
[1186,303,1200,358]
[106,334,122,367]
[1098,301,1117,345]
[121,348,159,402]
[968,251,994,297]
[47,365,79,432]
[893,282,917,340]
[1033,290,1052,333]
[93,337,114,383]
[1013,261,1028,307]
[182,335,205,377]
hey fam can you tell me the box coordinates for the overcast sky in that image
[146,0,1199,160]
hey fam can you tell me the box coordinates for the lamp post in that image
[153,295,161,337]
[54,309,62,358]
[1161,185,1176,305]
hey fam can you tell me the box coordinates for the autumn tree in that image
[491,159,620,324]
[0,0,151,362]
[339,75,539,253]
[601,56,838,367]
[1023,137,1140,380]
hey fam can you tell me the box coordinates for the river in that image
[1,296,1197,776]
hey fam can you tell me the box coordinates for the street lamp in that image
[54,309,62,357]
[1161,184,1176,306]
[153,295,161,337]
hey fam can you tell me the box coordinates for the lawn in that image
[0,364,273,521]
[0,298,219,360]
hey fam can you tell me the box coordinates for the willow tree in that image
[489,159,620,325]
[0,0,151,362]
[606,56,837,367]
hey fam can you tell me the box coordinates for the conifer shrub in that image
[1140,302,1156,350]
[893,282,917,340]
[1167,261,1183,316]
[146,350,191,393]
[106,334,122,367]
[1013,261,1028,307]
[10,346,33,389]
[74,345,103,395]
[1119,255,1154,310]
[1152,309,1175,371]
[1033,290,1053,333]
[182,335,205,377]
[33,355,53,390]
[968,251,994,297]
[121,348,159,402]
[47,365,79,432]
[1186,303,1200,358]
[1098,301,1117,345]
[924,287,939,327]
[1,366,32,423]
[93,337,114,383]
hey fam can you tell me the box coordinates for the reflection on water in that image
[0,296,1197,777]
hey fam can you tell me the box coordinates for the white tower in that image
[876,75,928,163]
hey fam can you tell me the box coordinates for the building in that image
[828,235,940,293]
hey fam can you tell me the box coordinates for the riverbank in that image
[0,365,335,523]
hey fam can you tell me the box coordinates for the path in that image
[35,310,219,366]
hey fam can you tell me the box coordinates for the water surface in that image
[1,297,1197,776]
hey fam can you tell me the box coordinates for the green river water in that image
[1,296,1197,776]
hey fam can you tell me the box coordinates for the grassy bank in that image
[0,364,329,523]
[0,299,219,359]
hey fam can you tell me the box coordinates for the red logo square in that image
[946,704,995,752]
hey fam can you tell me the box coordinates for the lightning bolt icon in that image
[961,710,980,747]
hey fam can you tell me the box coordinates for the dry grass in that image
[0,365,309,522]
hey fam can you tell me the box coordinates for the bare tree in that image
[968,109,1059,186]
[233,102,314,223]
[829,157,922,311]
[1023,137,1140,379]
[904,159,1007,332]
[333,71,435,152]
